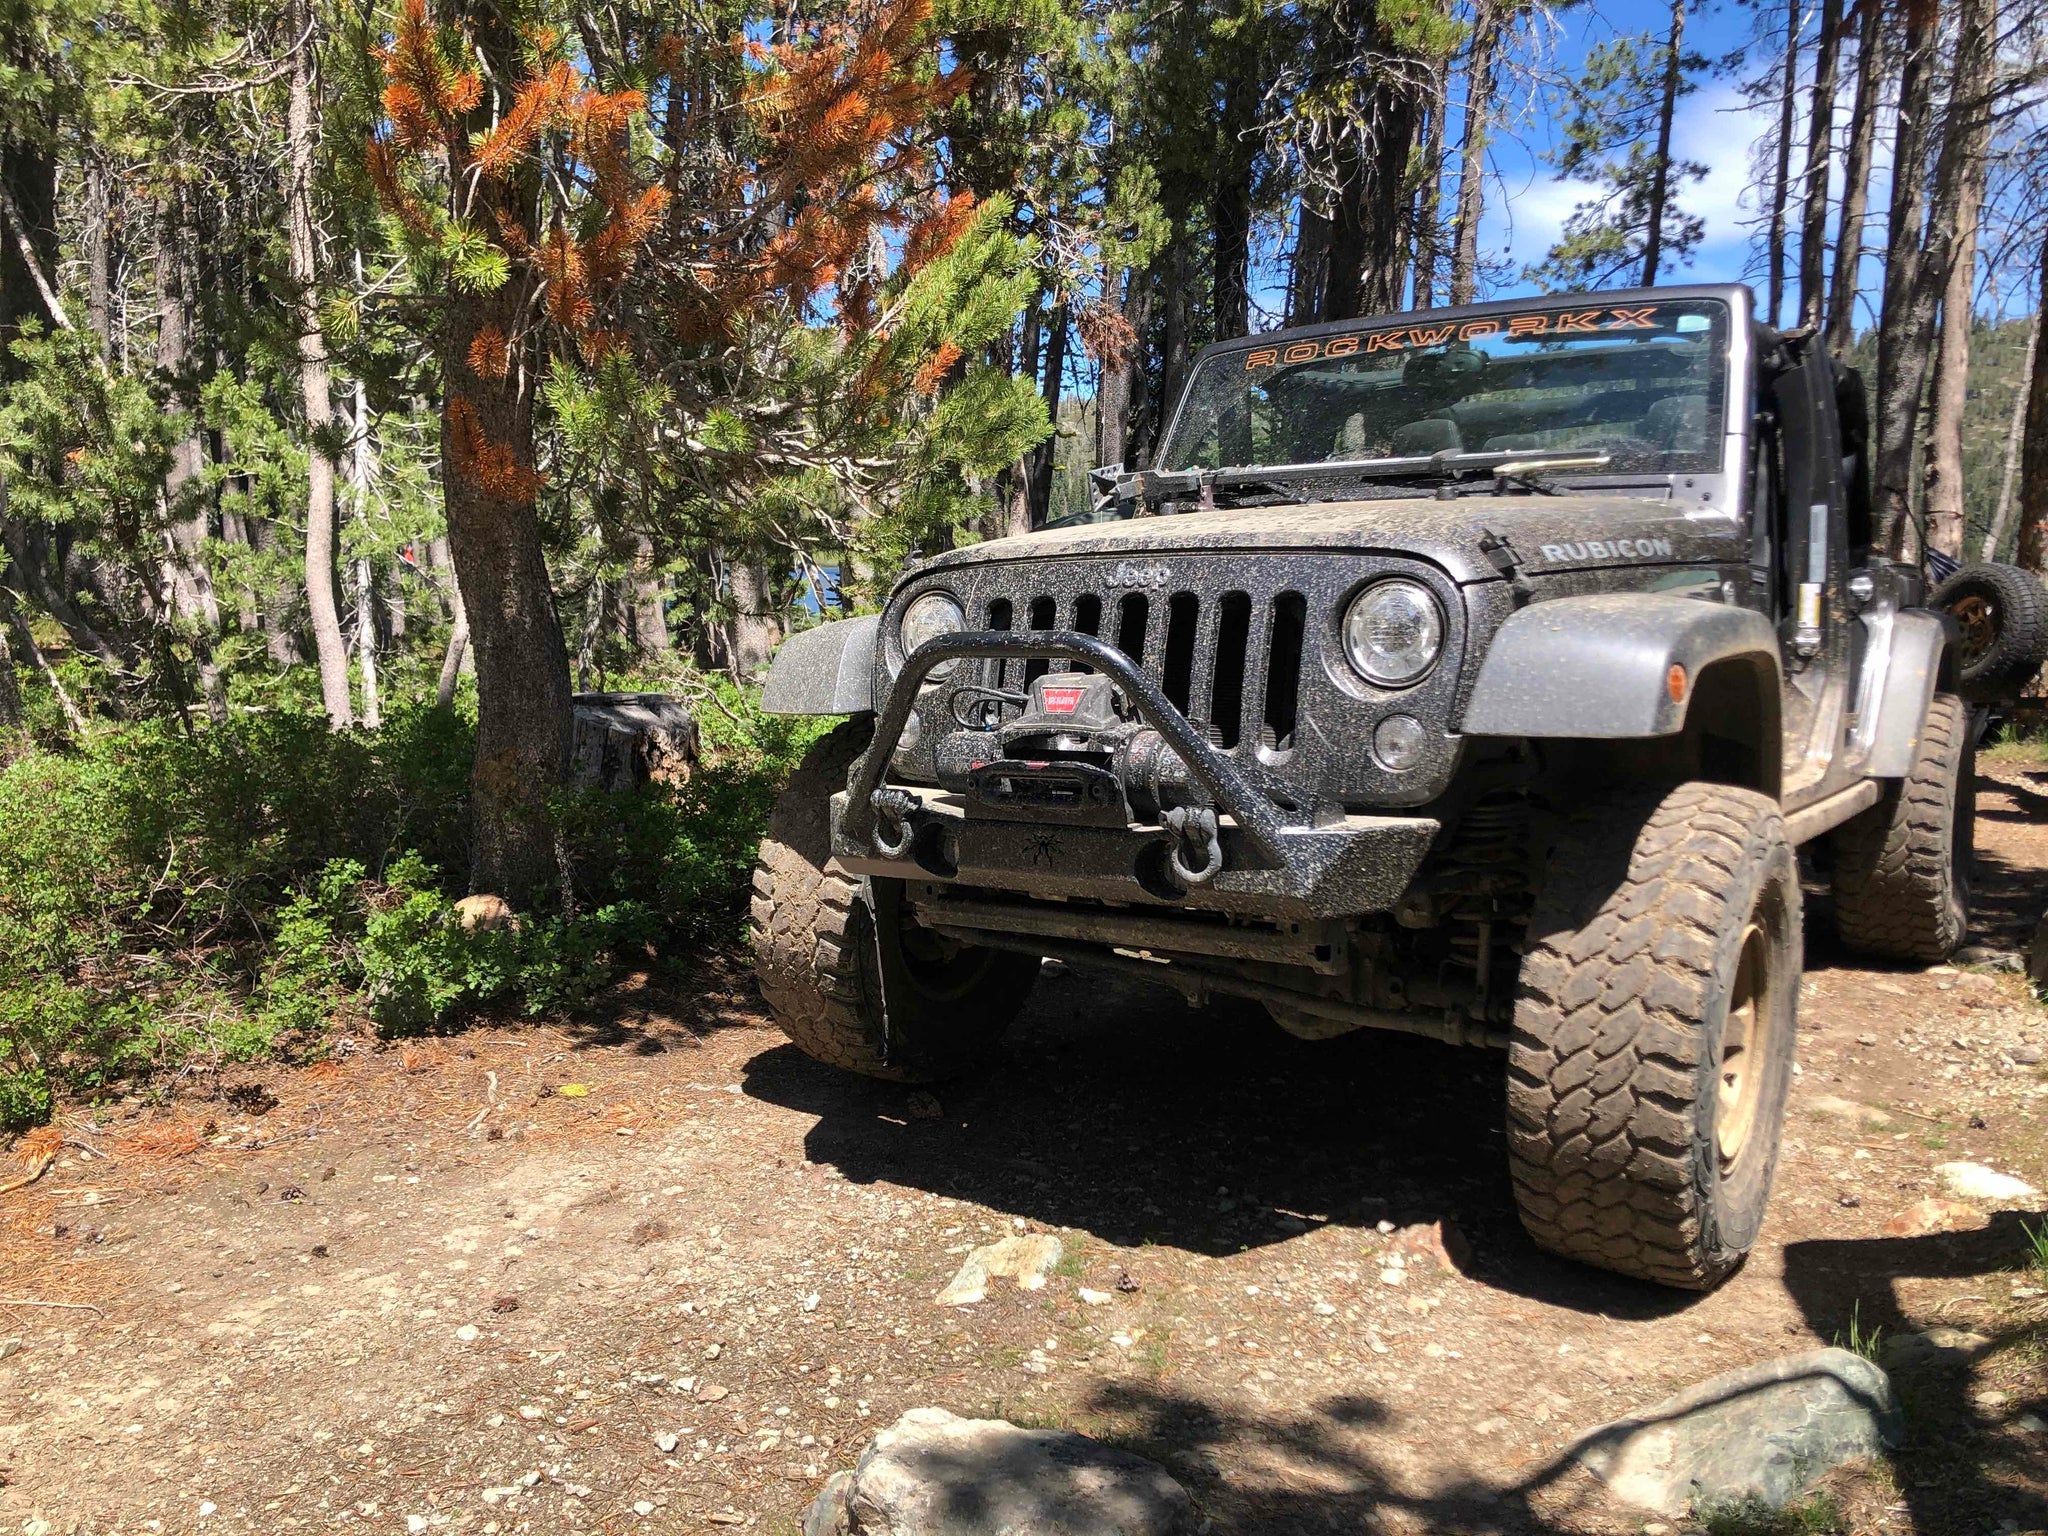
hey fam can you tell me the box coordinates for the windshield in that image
[1160,299,1730,478]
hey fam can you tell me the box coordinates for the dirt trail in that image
[3,772,2047,1536]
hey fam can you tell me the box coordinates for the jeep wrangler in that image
[749,283,2048,1290]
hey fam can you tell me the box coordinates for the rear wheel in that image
[1831,692,1973,963]
[1507,783,1801,1290]
[751,720,1039,1081]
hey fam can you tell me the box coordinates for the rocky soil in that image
[2,767,2046,1536]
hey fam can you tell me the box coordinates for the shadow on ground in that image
[1782,1213,2048,1536]
[743,965,1692,1322]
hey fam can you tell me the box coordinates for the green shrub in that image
[0,677,824,1110]
[0,1065,52,1132]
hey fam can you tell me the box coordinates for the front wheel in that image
[750,720,1039,1081]
[1507,783,1801,1290]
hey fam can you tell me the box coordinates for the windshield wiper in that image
[1091,447,1617,515]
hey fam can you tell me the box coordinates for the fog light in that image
[1373,714,1426,771]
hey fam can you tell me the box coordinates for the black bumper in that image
[831,630,1440,919]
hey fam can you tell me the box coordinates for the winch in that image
[930,673,1202,828]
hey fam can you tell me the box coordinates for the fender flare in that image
[759,615,879,716]
[1861,608,1949,779]
[1459,592,1782,739]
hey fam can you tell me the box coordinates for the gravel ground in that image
[2,769,2045,1536]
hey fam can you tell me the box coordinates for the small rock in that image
[696,1384,730,1403]
[455,1324,480,1342]
[1935,1161,2040,1205]
[407,1518,428,1535]
[0,1338,22,1361]
[492,1294,520,1312]
[633,1501,655,1517]
[1956,945,2022,972]
[1881,1198,1988,1237]
[802,1406,1195,1535]
[2018,1414,2047,1434]
[1383,1219,1470,1273]
[456,894,516,932]
[656,1431,679,1453]
[1078,1287,1112,1306]
[1880,1328,1989,1373]
[2014,1045,2044,1067]
[1807,1095,1896,1131]
[904,1092,943,1121]
[936,1234,1064,1306]
[1856,1033,1879,1047]
[518,1405,545,1420]
[1570,1348,1900,1517]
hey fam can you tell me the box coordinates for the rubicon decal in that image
[1244,306,1663,371]
[1537,538,1676,562]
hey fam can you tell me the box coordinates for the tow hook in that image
[1162,804,1223,887]
[870,788,917,858]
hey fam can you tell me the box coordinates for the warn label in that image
[1537,538,1676,563]
[1039,685,1088,714]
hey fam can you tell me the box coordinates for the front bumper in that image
[833,630,1440,920]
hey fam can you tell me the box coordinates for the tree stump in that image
[569,693,699,793]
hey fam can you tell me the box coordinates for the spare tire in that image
[1931,561,2048,700]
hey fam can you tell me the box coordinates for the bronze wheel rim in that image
[1718,922,1770,1171]
[1952,593,1997,667]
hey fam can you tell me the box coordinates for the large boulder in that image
[803,1407,1195,1536]
[1570,1348,1901,1518]
[569,692,698,793]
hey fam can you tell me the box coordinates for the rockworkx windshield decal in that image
[1239,304,1668,372]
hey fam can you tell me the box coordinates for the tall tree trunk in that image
[1094,266,1148,470]
[1825,0,1887,352]
[1288,201,1331,327]
[1448,0,1501,307]
[1874,0,1989,560]
[1640,0,1688,287]
[0,123,56,378]
[352,376,381,728]
[1796,0,1842,330]
[2015,226,2048,575]
[1765,0,1801,322]
[1411,50,1451,308]
[723,555,783,677]
[1027,301,1068,525]
[154,184,228,722]
[435,563,471,709]
[1213,68,1257,340]
[286,0,353,728]
[1158,225,1192,442]
[631,534,670,655]
[0,605,21,733]
[1920,120,1989,560]
[1983,313,2038,560]
[83,157,112,359]
[441,302,573,898]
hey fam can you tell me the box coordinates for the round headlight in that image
[898,591,965,679]
[1342,580,1444,687]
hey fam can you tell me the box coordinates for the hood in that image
[922,493,1743,587]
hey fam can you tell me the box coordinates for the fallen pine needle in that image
[0,1298,105,1314]
[0,1149,58,1198]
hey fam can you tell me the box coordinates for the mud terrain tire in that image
[1508,783,1801,1290]
[1830,692,1973,963]
[751,720,1038,1081]
[1931,562,2048,700]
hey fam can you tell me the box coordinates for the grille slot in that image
[1162,592,1199,715]
[1210,592,1252,749]
[1116,593,1148,662]
[1264,591,1306,752]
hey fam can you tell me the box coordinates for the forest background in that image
[0,0,2045,1128]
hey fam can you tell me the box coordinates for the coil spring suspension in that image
[1433,790,1533,1021]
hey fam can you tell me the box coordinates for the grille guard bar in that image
[841,629,1301,864]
